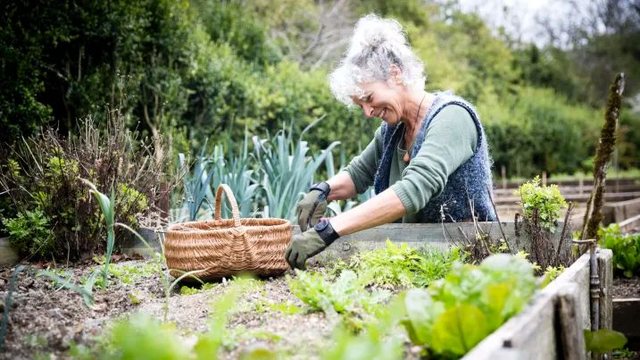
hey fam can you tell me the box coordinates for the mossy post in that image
[581,73,625,240]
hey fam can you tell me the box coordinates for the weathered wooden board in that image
[603,197,640,225]
[619,214,640,232]
[463,289,558,360]
[613,298,640,350]
[295,221,571,265]
[0,237,18,267]
[496,192,640,205]
[598,250,613,332]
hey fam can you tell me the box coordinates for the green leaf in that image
[584,329,627,353]
[481,282,511,329]
[402,289,444,345]
[431,304,490,356]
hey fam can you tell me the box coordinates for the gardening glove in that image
[285,219,340,270]
[296,182,331,231]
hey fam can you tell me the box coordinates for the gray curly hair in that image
[329,14,426,106]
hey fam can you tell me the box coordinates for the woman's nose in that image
[362,104,374,118]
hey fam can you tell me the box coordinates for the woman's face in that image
[351,80,406,125]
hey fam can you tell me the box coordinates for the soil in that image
[0,258,163,360]
[0,259,416,360]
[612,276,640,298]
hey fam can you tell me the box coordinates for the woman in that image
[285,14,496,270]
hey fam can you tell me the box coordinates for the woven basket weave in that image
[164,184,292,280]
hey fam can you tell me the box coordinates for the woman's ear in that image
[388,64,403,85]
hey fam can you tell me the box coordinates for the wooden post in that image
[556,283,587,360]
[501,165,507,190]
[579,175,584,195]
[597,249,613,360]
[542,171,547,186]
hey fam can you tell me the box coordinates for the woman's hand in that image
[296,182,330,231]
[285,228,327,270]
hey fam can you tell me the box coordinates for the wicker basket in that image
[164,184,292,280]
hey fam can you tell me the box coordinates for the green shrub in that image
[516,176,567,232]
[0,118,166,260]
[3,210,54,258]
[599,224,640,278]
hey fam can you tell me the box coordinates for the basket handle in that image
[214,184,242,228]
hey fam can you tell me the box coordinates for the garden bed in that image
[0,222,616,360]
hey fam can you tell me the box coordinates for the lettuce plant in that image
[401,254,538,357]
[599,224,640,278]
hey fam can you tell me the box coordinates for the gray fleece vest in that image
[373,93,496,222]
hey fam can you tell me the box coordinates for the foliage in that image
[584,329,628,354]
[175,135,259,222]
[540,265,566,288]
[516,176,567,232]
[2,0,639,183]
[287,270,389,316]
[38,269,100,307]
[401,254,537,357]
[82,179,116,287]
[346,241,464,288]
[177,151,216,221]
[252,124,340,221]
[3,209,54,258]
[0,117,165,260]
[180,283,217,296]
[191,0,279,65]
[108,261,161,286]
[598,224,640,278]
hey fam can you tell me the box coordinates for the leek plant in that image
[253,122,339,221]
[210,135,259,218]
[38,179,116,306]
[176,133,258,222]
[81,178,116,287]
[178,151,216,221]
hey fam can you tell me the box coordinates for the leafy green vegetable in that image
[288,270,369,314]
[180,282,217,295]
[347,241,464,288]
[599,224,640,278]
[584,329,627,354]
[431,304,489,355]
[401,254,538,357]
[401,289,444,346]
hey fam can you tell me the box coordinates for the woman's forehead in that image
[352,81,387,98]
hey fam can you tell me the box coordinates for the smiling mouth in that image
[378,109,387,119]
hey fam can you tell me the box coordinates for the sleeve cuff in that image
[390,183,418,215]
